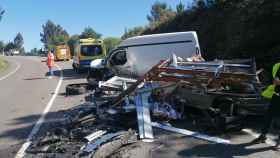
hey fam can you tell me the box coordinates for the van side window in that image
[110,50,127,66]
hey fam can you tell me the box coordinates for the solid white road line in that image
[242,128,276,146]
[15,64,63,158]
[0,60,21,81]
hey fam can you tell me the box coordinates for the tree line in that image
[122,0,280,72]
[0,33,24,55]
[0,6,121,56]
[0,8,25,55]
[40,20,121,56]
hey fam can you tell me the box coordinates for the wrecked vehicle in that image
[106,55,269,131]
[87,31,202,85]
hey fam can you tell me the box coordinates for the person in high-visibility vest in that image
[252,63,280,148]
[47,50,55,78]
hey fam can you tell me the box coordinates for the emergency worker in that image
[253,63,280,148]
[47,50,55,78]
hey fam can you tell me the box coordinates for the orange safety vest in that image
[47,53,54,67]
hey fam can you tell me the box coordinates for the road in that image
[0,56,88,157]
[0,56,279,158]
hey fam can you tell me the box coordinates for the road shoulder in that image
[0,56,9,73]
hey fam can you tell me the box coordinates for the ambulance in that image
[72,38,106,72]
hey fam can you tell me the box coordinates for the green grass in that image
[0,56,7,72]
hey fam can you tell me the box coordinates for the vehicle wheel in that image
[87,69,103,86]
[211,100,234,132]
[213,115,227,132]
[65,83,88,96]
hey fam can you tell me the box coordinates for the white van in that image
[88,31,202,82]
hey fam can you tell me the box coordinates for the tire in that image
[87,69,103,86]
[211,99,234,132]
[66,83,88,96]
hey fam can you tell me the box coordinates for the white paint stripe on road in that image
[15,64,63,158]
[0,61,21,81]
[242,128,276,146]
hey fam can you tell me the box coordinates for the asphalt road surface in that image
[0,56,88,157]
[0,56,279,158]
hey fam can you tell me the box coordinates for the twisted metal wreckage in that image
[94,54,268,145]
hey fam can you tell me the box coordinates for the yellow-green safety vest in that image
[261,63,280,99]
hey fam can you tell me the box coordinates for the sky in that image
[0,0,192,51]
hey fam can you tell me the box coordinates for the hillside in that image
[142,0,280,70]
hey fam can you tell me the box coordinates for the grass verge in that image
[0,56,8,72]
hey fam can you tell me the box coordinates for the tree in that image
[0,41,4,53]
[4,42,15,53]
[40,20,69,50]
[80,27,101,39]
[103,37,121,52]
[176,1,185,15]
[14,33,24,50]
[147,2,175,27]
[196,0,207,10]
[0,7,4,21]
[67,34,79,56]
[121,26,145,39]
[30,48,38,55]
[19,47,25,55]
[206,0,215,6]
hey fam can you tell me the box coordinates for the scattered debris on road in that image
[25,54,272,157]
[65,83,94,96]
